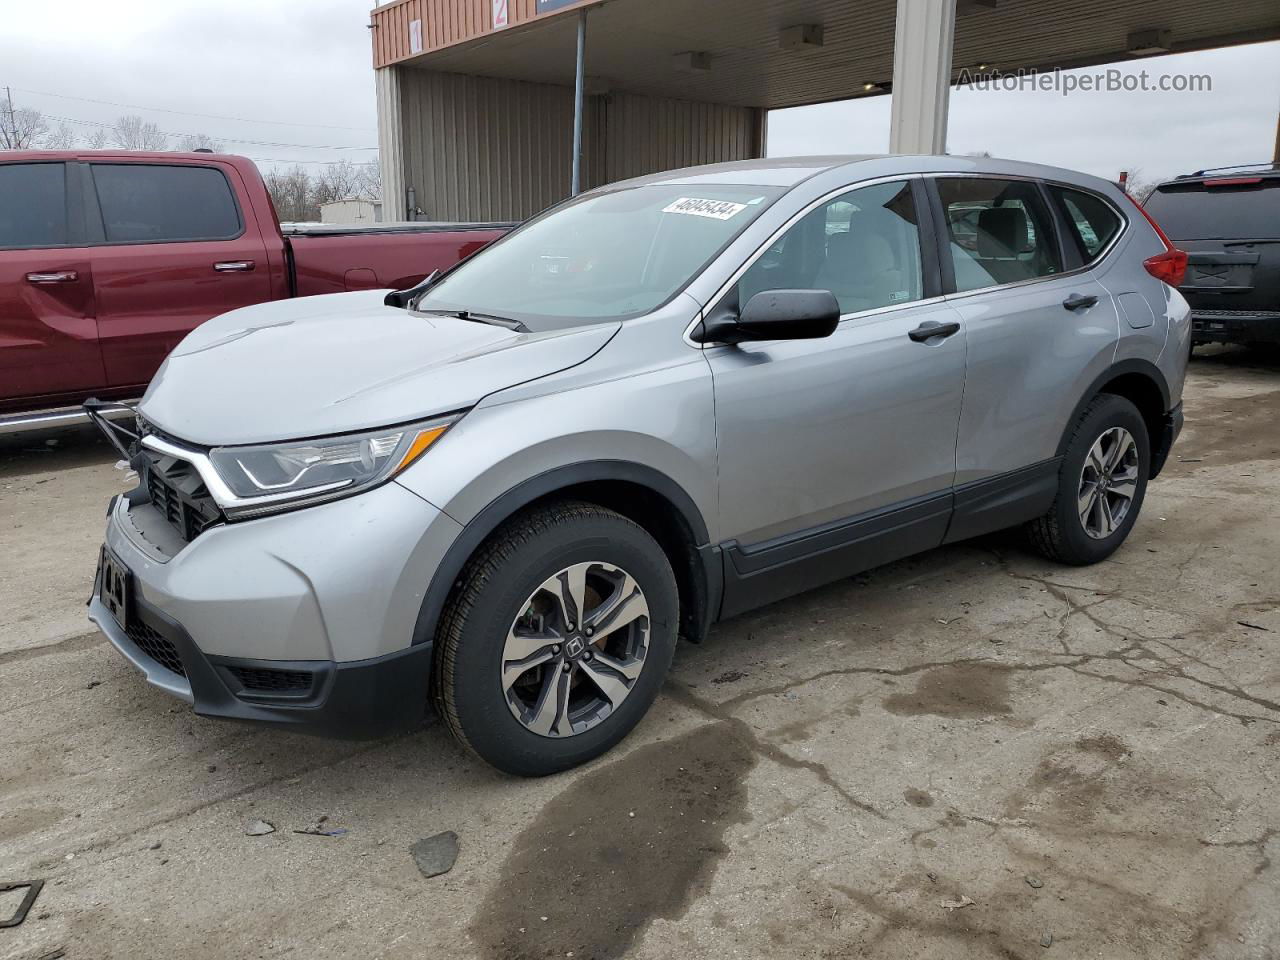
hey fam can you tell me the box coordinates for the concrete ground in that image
[2,346,1278,960]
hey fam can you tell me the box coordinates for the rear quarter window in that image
[0,163,68,249]
[1053,187,1123,262]
[1144,180,1280,241]
[91,164,243,244]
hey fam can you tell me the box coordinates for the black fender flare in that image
[1055,358,1171,457]
[411,461,713,648]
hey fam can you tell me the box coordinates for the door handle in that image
[213,260,255,272]
[1062,293,1099,311]
[25,271,78,284]
[908,321,961,343]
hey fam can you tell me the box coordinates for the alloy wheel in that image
[1077,426,1140,540]
[501,561,650,738]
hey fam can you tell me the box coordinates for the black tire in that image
[1027,394,1150,566]
[433,500,678,776]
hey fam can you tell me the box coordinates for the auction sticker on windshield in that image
[662,197,748,220]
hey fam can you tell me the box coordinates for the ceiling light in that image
[780,24,824,51]
[1127,29,1172,55]
[673,51,712,71]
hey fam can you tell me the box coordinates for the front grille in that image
[142,451,223,543]
[227,666,314,693]
[126,619,186,677]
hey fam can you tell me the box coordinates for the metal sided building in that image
[368,0,1280,223]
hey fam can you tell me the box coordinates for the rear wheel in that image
[1027,394,1150,565]
[434,501,678,776]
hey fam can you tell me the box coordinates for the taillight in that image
[1129,194,1188,288]
[1142,248,1188,287]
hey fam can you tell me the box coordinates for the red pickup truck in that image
[0,151,510,432]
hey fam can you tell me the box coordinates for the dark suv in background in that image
[1144,163,1280,351]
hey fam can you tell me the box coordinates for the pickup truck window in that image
[0,163,67,249]
[415,183,784,330]
[90,164,243,244]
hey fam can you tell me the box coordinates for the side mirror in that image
[696,289,840,344]
[383,270,441,309]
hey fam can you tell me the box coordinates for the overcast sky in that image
[3,0,1277,187]
[770,40,1280,186]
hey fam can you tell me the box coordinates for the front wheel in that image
[1027,394,1150,565]
[433,501,678,776]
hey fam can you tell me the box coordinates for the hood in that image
[139,290,620,445]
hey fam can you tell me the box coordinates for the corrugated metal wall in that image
[394,69,763,222]
[375,67,408,220]
[398,70,578,221]
[589,93,763,186]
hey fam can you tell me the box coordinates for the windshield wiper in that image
[441,310,529,333]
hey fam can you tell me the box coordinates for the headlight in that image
[207,416,456,517]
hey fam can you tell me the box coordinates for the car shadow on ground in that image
[0,423,117,479]
[1191,341,1280,373]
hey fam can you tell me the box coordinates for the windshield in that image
[1144,180,1280,241]
[415,183,785,330]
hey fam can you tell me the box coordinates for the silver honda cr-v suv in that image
[89,155,1189,775]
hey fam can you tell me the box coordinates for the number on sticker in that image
[662,198,748,220]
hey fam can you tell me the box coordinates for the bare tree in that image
[46,122,77,150]
[312,160,360,206]
[262,158,382,222]
[0,104,49,149]
[354,161,382,201]
[264,165,318,222]
[85,128,110,150]
[178,132,224,153]
[111,114,168,151]
[1120,168,1159,204]
[311,159,383,207]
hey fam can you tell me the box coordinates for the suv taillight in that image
[1143,248,1189,287]
[1129,194,1188,288]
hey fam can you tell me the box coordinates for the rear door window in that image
[935,178,1063,292]
[0,163,68,249]
[1053,187,1123,262]
[90,164,242,243]
[1144,180,1280,241]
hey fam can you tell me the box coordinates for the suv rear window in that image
[1053,187,1122,261]
[91,164,242,243]
[0,163,67,249]
[1144,179,1280,241]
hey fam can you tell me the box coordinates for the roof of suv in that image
[615,154,1125,195]
[1158,162,1280,187]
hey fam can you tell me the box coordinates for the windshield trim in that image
[411,182,787,330]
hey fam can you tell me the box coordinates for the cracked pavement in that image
[2,345,1278,960]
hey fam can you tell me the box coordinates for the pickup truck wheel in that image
[1027,394,1150,566]
[433,501,678,776]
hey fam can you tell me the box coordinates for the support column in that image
[888,0,957,155]
[374,66,408,221]
[571,9,587,195]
